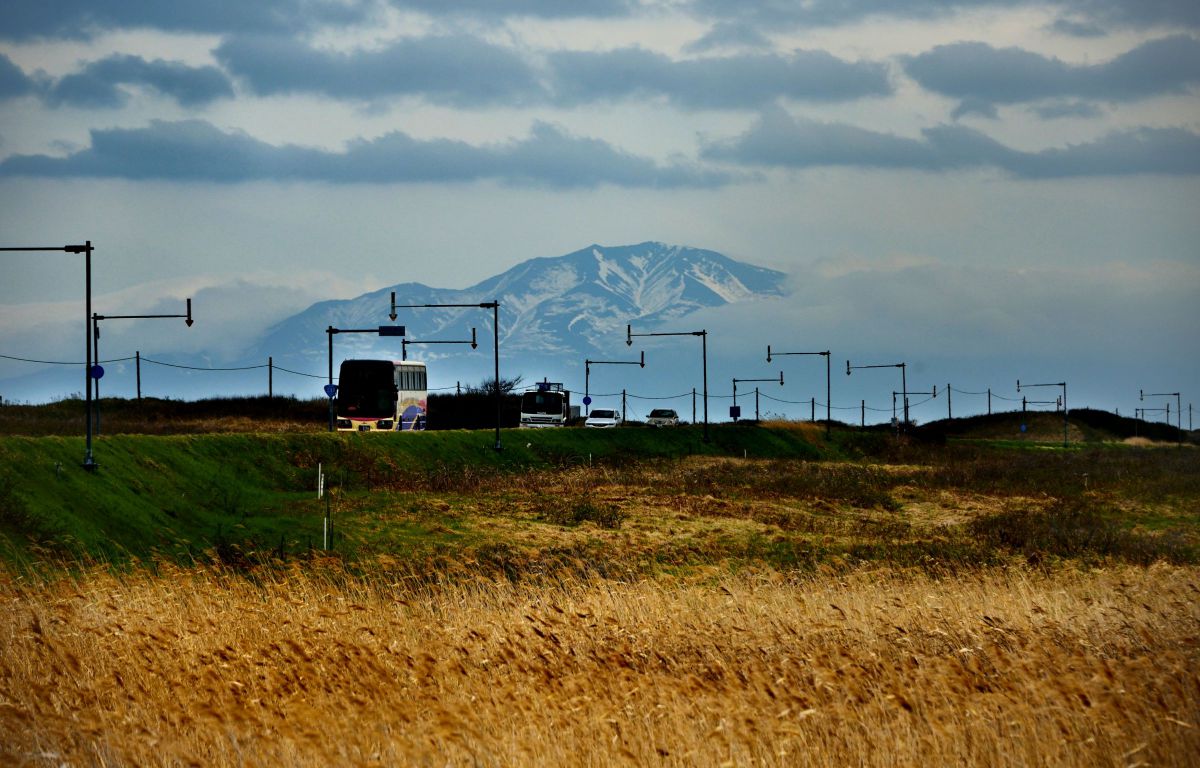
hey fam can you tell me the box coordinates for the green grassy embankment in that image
[0,424,823,567]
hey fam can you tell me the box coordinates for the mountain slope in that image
[255,241,787,371]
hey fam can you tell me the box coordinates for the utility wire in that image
[0,352,132,365]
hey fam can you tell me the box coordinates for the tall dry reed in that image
[1,561,1197,766]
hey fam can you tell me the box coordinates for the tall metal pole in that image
[92,301,193,431]
[269,356,273,398]
[390,298,500,450]
[492,301,501,451]
[84,241,95,470]
[847,359,908,428]
[136,350,141,401]
[701,331,708,441]
[91,315,101,435]
[767,346,831,437]
[1018,379,1067,447]
[327,326,334,432]
[0,242,96,469]
[628,325,707,442]
[584,351,644,416]
[1142,389,1183,444]
[825,353,831,435]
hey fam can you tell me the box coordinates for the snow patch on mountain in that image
[253,241,788,375]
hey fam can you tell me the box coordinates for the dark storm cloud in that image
[1070,0,1200,30]
[45,55,234,108]
[549,47,891,108]
[702,107,1200,177]
[5,0,1198,43]
[904,36,1200,108]
[216,34,546,106]
[684,0,1200,30]
[0,119,735,188]
[0,54,37,100]
[215,36,890,109]
[1,0,374,41]
[388,0,636,19]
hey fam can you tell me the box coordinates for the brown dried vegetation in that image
[1,561,1197,766]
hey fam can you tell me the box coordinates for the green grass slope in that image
[0,425,824,566]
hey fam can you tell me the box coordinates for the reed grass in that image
[2,561,1196,766]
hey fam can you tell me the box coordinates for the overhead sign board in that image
[378,325,405,337]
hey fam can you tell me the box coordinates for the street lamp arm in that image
[385,297,503,450]
[626,324,708,441]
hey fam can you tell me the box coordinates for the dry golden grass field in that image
[1,427,1197,766]
[1,561,1197,767]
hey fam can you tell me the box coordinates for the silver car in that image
[585,408,623,428]
[646,408,679,427]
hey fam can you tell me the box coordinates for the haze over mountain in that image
[254,241,787,382]
[0,242,788,402]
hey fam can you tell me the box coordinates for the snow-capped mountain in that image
[255,241,786,375]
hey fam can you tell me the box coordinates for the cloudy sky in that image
[1,0,1197,417]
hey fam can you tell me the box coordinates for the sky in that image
[0,0,1197,421]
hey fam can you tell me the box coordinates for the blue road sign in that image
[582,396,592,406]
[1020,423,1027,433]
[89,364,104,380]
[324,384,338,398]
[730,405,741,418]
[378,325,405,337]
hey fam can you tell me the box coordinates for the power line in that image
[140,357,268,372]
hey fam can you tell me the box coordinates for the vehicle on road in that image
[520,381,572,428]
[336,359,427,431]
[646,408,680,427]
[585,408,623,428]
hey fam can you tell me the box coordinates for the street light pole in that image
[1017,379,1068,447]
[628,325,708,441]
[1,242,96,469]
[767,346,831,437]
[326,324,406,431]
[847,360,908,426]
[391,295,503,451]
[403,328,478,361]
[584,351,644,416]
[91,299,194,434]
[732,373,783,422]
[1141,389,1183,443]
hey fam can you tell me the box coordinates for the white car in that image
[646,408,679,427]
[585,408,623,428]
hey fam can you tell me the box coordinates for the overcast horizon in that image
[1,1,1197,419]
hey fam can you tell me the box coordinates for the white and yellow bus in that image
[335,359,427,431]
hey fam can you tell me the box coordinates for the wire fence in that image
[2,350,1056,422]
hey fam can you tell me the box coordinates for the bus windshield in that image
[520,391,563,414]
[338,360,396,419]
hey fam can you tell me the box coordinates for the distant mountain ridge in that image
[255,241,787,371]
